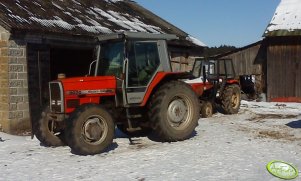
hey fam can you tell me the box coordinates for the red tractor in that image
[35,32,240,155]
[186,58,241,118]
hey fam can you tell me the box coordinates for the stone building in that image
[0,0,205,134]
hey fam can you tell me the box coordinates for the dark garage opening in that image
[50,47,94,80]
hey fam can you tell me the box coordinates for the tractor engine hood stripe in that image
[66,89,115,96]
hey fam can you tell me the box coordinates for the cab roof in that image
[97,32,178,42]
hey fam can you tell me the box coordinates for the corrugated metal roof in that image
[0,0,205,47]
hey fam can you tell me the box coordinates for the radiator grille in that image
[49,82,64,113]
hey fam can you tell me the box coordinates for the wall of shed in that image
[220,43,265,94]
[0,26,30,134]
[267,37,301,102]
[170,54,194,72]
[220,44,262,76]
[169,47,198,72]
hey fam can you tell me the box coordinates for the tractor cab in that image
[93,32,178,106]
[190,58,236,84]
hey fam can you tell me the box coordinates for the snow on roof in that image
[265,0,301,36]
[186,35,207,47]
[0,0,206,48]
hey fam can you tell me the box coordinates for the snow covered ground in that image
[0,101,301,181]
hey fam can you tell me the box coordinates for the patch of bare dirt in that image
[237,125,301,142]
[257,130,298,141]
[128,138,156,150]
[246,114,297,123]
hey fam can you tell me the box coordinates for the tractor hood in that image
[58,76,117,96]
[48,76,117,114]
[60,76,116,84]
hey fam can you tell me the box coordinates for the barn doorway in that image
[50,47,94,80]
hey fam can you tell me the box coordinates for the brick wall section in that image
[0,26,30,134]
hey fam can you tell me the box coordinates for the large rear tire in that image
[148,80,200,141]
[35,108,65,147]
[65,105,114,155]
[221,84,241,114]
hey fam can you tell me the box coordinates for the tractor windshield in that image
[97,41,124,77]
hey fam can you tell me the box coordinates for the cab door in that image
[125,41,161,104]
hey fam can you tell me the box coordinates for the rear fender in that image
[226,79,239,85]
[140,72,193,107]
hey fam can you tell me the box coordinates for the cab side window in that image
[128,42,160,87]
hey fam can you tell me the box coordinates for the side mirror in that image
[88,60,97,76]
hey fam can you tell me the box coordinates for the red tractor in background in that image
[186,58,241,118]
[35,32,240,155]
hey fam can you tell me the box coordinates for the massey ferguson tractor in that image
[35,32,240,155]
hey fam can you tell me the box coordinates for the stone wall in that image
[0,26,30,134]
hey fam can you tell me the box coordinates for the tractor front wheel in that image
[65,105,114,155]
[35,108,65,147]
[201,101,213,118]
[149,80,200,141]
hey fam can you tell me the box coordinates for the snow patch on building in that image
[266,0,301,32]
[30,16,112,34]
[92,8,163,33]
[186,35,207,47]
[0,0,206,48]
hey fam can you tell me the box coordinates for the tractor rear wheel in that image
[65,105,114,155]
[221,84,241,114]
[148,80,200,141]
[35,108,65,147]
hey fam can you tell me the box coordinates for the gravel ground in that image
[0,101,300,181]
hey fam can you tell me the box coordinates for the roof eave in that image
[264,29,301,37]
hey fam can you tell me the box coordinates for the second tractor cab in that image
[35,32,201,155]
[185,58,241,118]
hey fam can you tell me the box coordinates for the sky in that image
[134,0,281,47]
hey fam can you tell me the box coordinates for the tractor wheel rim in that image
[205,106,212,116]
[47,119,61,136]
[167,95,192,130]
[231,92,240,109]
[82,115,108,145]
